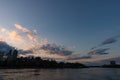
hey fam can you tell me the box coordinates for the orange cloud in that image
[15,24,38,42]
[19,52,66,60]
[14,24,29,33]
[9,31,25,43]
[27,33,38,42]
[0,37,4,41]
[0,28,6,32]
[27,33,33,40]
[23,44,35,50]
[0,24,71,61]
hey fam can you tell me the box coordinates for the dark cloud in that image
[0,41,14,54]
[0,41,33,55]
[19,49,33,54]
[40,43,73,56]
[101,37,117,45]
[91,47,97,50]
[88,48,110,55]
[67,55,92,60]
[91,35,120,50]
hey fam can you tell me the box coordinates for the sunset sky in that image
[0,0,120,65]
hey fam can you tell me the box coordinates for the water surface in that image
[0,68,120,80]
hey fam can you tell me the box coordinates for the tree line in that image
[0,57,87,69]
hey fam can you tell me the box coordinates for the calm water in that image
[0,68,120,80]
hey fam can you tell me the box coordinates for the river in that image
[0,68,120,80]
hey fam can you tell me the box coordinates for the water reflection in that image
[0,68,119,80]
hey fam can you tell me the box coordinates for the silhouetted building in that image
[12,49,18,59]
[0,53,4,60]
[102,61,120,68]
[110,61,116,65]
[7,49,18,60]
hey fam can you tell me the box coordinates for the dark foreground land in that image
[0,57,87,69]
[102,64,120,68]
[88,61,120,68]
[0,56,120,69]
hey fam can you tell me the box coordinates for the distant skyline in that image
[0,0,120,64]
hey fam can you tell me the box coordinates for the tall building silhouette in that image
[110,61,116,65]
[7,49,18,60]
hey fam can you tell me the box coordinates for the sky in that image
[0,0,120,65]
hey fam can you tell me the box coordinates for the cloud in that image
[18,40,73,59]
[0,28,7,32]
[0,24,74,61]
[27,33,33,40]
[40,43,73,56]
[0,28,10,36]
[91,35,120,49]
[67,55,92,60]
[9,31,25,43]
[19,53,66,60]
[0,41,14,54]
[0,28,26,48]
[101,37,118,45]
[14,24,29,33]
[88,48,110,55]
[0,37,4,41]
[19,49,33,54]
[14,24,37,42]
[0,26,72,58]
